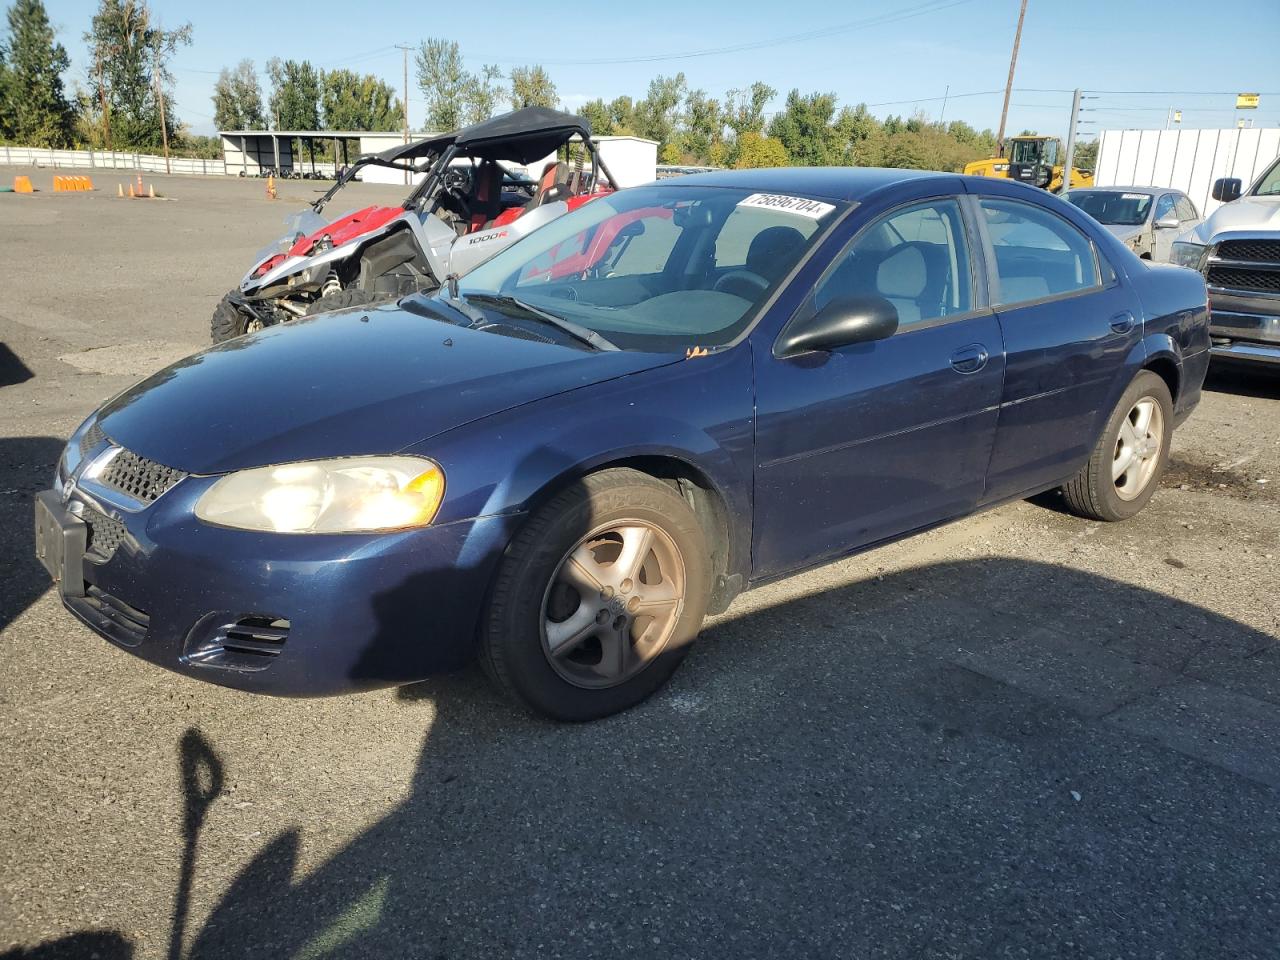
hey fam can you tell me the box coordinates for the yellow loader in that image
[963,135,1093,192]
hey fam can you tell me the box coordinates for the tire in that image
[210,291,255,343]
[303,288,387,317]
[1060,370,1173,522]
[481,469,712,721]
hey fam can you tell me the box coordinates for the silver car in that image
[1063,186,1203,262]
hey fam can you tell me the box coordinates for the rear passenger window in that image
[1153,194,1176,221]
[980,199,1100,305]
[1175,196,1199,221]
[813,199,972,327]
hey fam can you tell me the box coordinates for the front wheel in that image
[210,291,260,343]
[481,469,711,721]
[1060,370,1173,521]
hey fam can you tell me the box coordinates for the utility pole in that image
[996,0,1029,157]
[940,84,950,124]
[1062,88,1082,192]
[395,43,413,185]
[153,33,171,174]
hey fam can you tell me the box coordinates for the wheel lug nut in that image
[601,585,615,600]
[627,596,640,613]
[596,609,610,624]
[621,578,633,594]
[612,615,627,631]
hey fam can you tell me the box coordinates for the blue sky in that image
[46,0,1280,139]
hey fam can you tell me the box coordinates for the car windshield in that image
[1064,190,1152,226]
[1253,158,1280,196]
[456,185,843,351]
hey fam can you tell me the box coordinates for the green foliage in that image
[1071,139,1098,172]
[767,90,843,166]
[415,38,467,131]
[321,69,401,131]
[84,0,190,150]
[508,64,556,110]
[733,131,788,168]
[0,0,74,146]
[579,97,611,136]
[211,59,264,130]
[464,64,504,125]
[723,82,774,139]
[632,73,686,147]
[266,58,320,130]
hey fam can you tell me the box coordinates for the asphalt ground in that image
[1,169,1278,960]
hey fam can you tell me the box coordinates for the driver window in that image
[813,199,972,327]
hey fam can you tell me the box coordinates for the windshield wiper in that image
[464,293,619,352]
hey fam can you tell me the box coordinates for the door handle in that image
[950,344,989,374]
[1109,312,1136,334]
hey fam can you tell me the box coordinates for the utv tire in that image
[481,469,712,722]
[1060,370,1173,522]
[210,291,256,343]
[304,288,388,316]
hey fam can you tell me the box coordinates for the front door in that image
[751,197,1005,579]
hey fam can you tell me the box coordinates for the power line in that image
[476,0,980,66]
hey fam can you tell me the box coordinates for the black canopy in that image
[372,132,456,165]
[454,107,592,163]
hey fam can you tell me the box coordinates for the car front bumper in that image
[1208,291,1280,366]
[35,484,518,696]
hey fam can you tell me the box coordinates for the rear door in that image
[1151,193,1179,262]
[976,194,1141,503]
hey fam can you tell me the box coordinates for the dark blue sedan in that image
[34,169,1211,720]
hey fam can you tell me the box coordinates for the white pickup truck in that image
[1171,156,1280,366]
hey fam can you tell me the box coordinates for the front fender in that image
[408,347,757,581]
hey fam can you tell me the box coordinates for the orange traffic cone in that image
[266,175,276,200]
[148,184,155,199]
[118,183,124,197]
[128,183,135,198]
[136,173,143,194]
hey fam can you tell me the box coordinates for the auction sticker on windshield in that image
[737,193,836,220]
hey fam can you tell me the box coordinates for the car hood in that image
[1183,194,1280,244]
[1103,223,1144,244]
[98,304,677,475]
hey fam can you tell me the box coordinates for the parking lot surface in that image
[1,171,1278,959]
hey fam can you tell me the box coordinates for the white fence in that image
[0,145,227,176]
[1095,127,1280,217]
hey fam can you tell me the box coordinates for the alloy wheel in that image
[1112,397,1164,501]
[540,521,687,689]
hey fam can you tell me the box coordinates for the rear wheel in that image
[210,291,259,343]
[481,469,711,721]
[303,288,388,317]
[1060,370,1173,521]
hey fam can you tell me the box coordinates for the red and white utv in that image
[211,107,620,342]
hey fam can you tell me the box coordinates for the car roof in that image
[663,166,952,202]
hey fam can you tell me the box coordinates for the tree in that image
[766,89,842,166]
[84,0,190,150]
[607,96,636,135]
[680,88,722,164]
[733,131,788,168]
[633,73,686,150]
[723,81,774,139]
[415,38,467,131]
[266,58,320,130]
[579,97,612,136]
[463,64,503,125]
[508,64,556,110]
[0,0,74,146]
[321,69,400,131]
[211,59,265,130]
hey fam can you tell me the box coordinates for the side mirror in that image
[1212,178,1243,203]
[1154,215,1180,230]
[776,296,899,358]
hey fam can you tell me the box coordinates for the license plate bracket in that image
[34,490,87,598]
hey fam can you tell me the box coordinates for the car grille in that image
[1216,239,1280,263]
[1206,265,1280,294]
[82,504,128,561]
[98,448,188,504]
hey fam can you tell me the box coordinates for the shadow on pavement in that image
[1203,360,1280,400]
[0,437,65,633]
[170,558,1280,957]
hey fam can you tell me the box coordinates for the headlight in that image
[1170,241,1207,270]
[195,456,445,533]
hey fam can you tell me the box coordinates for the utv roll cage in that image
[312,107,618,216]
